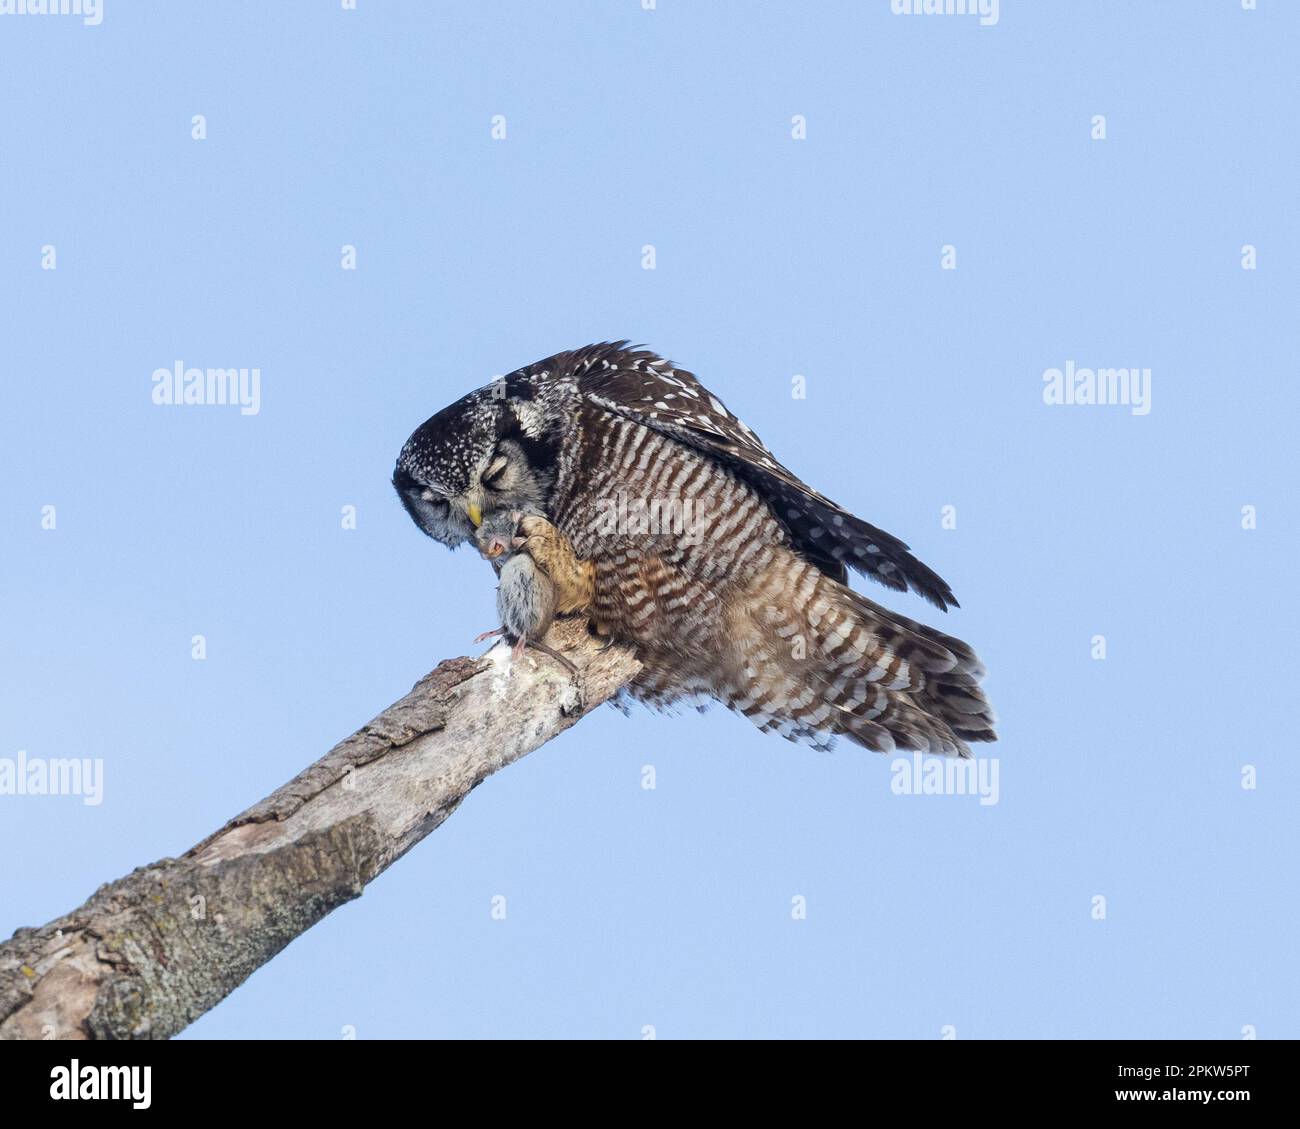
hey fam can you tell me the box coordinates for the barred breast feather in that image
[535,355,997,757]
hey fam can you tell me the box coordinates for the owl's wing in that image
[579,352,958,610]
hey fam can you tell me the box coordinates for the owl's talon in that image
[526,640,579,678]
[585,619,614,648]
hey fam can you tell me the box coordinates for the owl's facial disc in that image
[392,467,477,548]
[394,395,555,550]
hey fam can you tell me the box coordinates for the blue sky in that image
[1,1,1295,1039]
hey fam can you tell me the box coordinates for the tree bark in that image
[0,619,640,1040]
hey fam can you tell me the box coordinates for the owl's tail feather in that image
[719,554,997,757]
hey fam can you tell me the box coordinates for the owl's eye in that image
[419,488,450,514]
[482,455,509,487]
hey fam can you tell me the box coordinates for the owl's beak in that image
[466,502,483,528]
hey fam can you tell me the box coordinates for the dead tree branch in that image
[0,619,640,1040]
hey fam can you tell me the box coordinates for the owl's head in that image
[393,381,558,548]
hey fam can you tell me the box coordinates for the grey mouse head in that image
[474,509,528,561]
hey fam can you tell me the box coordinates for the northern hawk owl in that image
[394,342,995,756]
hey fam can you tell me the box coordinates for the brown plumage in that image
[550,412,994,756]
[396,343,997,757]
